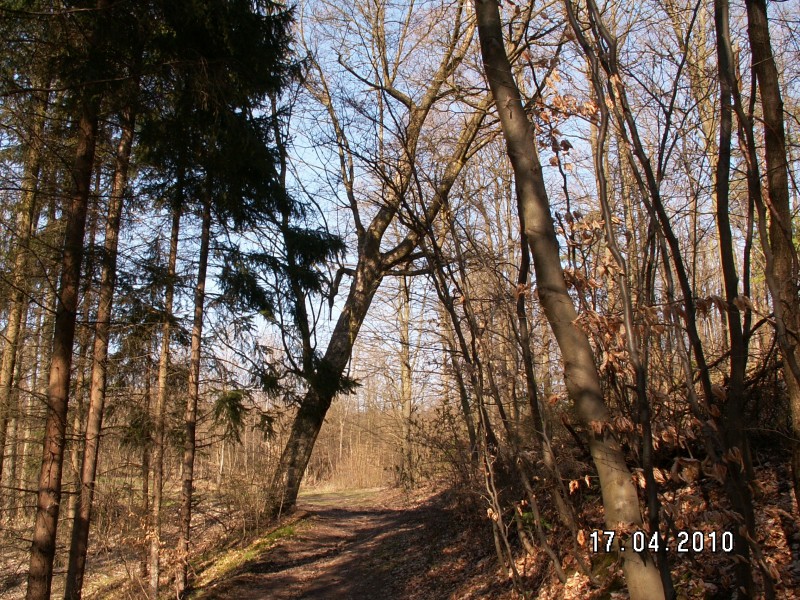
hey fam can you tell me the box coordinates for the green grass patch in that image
[189,523,300,598]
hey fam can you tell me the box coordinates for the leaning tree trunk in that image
[268,4,485,513]
[26,89,101,600]
[177,196,211,596]
[268,128,486,513]
[471,1,665,598]
[745,0,800,510]
[269,245,385,514]
[269,87,486,516]
[149,207,181,599]
[64,107,135,600]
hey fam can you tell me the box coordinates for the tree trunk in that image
[514,241,543,452]
[472,1,664,598]
[437,299,477,459]
[26,90,101,600]
[177,196,211,596]
[140,357,151,578]
[0,86,48,488]
[17,277,57,518]
[745,0,800,510]
[5,310,29,514]
[149,207,181,599]
[581,37,674,596]
[399,276,413,487]
[712,1,760,594]
[270,8,485,512]
[64,108,135,600]
[269,249,385,513]
[66,197,99,522]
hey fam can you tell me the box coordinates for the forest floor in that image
[183,458,800,600]
[0,485,510,600]
[3,460,799,599]
[186,486,510,600]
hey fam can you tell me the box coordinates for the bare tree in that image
[472,0,665,597]
[0,84,48,487]
[269,0,488,511]
[744,0,800,510]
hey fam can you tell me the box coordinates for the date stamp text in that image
[588,529,734,554]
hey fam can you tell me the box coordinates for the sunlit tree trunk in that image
[588,77,673,595]
[141,358,151,552]
[270,248,386,513]
[177,195,211,596]
[64,108,135,600]
[26,82,101,600]
[398,275,413,487]
[268,0,485,512]
[472,1,665,597]
[66,194,99,522]
[5,310,29,514]
[17,278,58,518]
[0,85,48,488]
[149,207,181,599]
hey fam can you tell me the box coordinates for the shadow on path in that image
[201,493,457,600]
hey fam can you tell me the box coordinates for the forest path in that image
[192,488,476,600]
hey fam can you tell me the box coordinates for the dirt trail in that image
[196,488,485,600]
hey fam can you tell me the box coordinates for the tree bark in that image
[270,247,385,513]
[270,118,483,511]
[744,0,800,510]
[269,4,484,512]
[149,207,181,599]
[588,75,673,595]
[398,275,413,487]
[64,108,135,600]
[140,357,151,577]
[17,275,58,518]
[0,85,48,488]
[472,1,664,597]
[26,89,101,600]
[712,1,760,594]
[5,307,29,515]
[177,196,211,596]
[66,194,99,522]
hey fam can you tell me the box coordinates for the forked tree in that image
[269,0,489,512]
